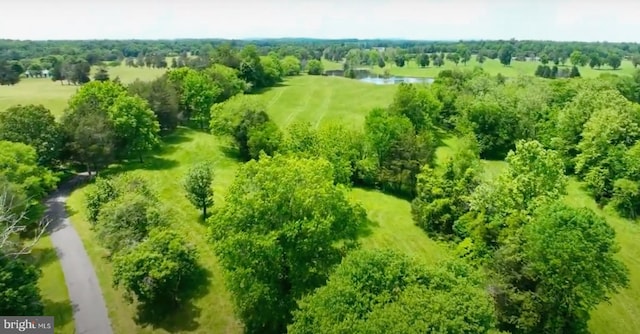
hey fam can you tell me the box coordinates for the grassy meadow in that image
[2,66,640,333]
[0,63,165,117]
[323,57,638,79]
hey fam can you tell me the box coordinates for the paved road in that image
[45,174,113,334]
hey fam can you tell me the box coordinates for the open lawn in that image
[257,75,397,129]
[324,58,638,79]
[0,65,166,117]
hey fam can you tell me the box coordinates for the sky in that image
[2,0,640,42]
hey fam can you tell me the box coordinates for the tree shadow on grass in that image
[99,156,180,178]
[248,81,289,95]
[43,299,73,329]
[357,217,379,238]
[219,145,243,161]
[29,247,59,267]
[133,266,212,332]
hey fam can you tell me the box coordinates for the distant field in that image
[258,75,396,129]
[324,57,638,79]
[0,64,166,117]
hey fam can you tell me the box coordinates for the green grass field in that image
[0,64,166,117]
[324,58,638,79]
[257,75,396,129]
[4,71,639,333]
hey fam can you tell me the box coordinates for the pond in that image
[324,69,434,85]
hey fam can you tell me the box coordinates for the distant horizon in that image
[3,0,640,42]
[3,37,638,44]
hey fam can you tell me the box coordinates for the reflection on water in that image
[324,69,434,85]
[358,76,434,85]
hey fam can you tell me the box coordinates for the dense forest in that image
[2,38,640,333]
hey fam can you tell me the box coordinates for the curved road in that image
[45,174,113,334]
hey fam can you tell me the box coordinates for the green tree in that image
[389,83,442,132]
[607,54,622,70]
[610,178,640,219]
[631,54,640,68]
[412,135,481,238]
[446,52,461,65]
[0,255,44,316]
[551,89,630,173]
[0,141,58,201]
[61,105,116,175]
[84,174,155,224]
[569,65,581,78]
[364,108,414,167]
[493,202,629,333]
[306,59,323,75]
[589,54,601,69]
[239,44,267,88]
[108,95,160,162]
[127,75,180,133]
[181,70,220,129]
[460,94,521,159]
[94,66,110,82]
[476,52,486,64]
[569,50,583,67]
[209,155,366,333]
[113,230,200,309]
[260,55,283,86]
[290,250,496,334]
[377,56,386,68]
[539,52,549,65]
[464,140,567,248]
[417,53,430,67]
[394,54,405,67]
[575,106,640,201]
[95,193,165,254]
[281,55,301,76]
[204,64,248,101]
[498,44,514,66]
[0,104,63,166]
[183,162,214,218]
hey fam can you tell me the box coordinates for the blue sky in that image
[2,0,639,42]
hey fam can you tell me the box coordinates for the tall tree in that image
[183,162,214,218]
[0,105,63,166]
[94,66,110,82]
[127,75,180,134]
[492,202,628,333]
[569,50,583,67]
[113,230,200,311]
[498,44,514,66]
[290,250,496,334]
[417,53,430,67]
[108,95,161,162]
[210,155,366,334]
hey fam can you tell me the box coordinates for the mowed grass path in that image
[257,75,396,129]
[324,58,638,79]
